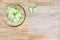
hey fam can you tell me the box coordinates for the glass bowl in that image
[2,4,26,27]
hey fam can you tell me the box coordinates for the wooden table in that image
[0,0,60,40]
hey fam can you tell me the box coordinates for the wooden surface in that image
[0,0,60,40]
[0,0,28,40]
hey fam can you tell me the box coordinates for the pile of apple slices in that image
[28,6,36,13]
[7,7,24,24]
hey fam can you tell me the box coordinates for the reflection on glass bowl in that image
[2,4,26,27]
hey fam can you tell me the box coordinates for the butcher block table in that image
[0,0,60,40]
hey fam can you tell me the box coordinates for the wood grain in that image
[35,2,54,6]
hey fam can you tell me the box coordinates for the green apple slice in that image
[33,7,36,13]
